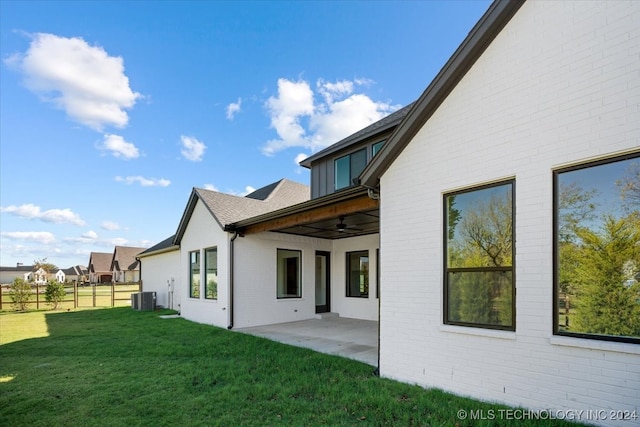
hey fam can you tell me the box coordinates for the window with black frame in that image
[444,180,515,330]
[554,153,640,343]
[277,249,301,299]
[204,247,217,300]
[335,148,367,190]
[189,250,200,299]
[347,250,369,298]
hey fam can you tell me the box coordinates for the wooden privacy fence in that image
[0,282,141,310]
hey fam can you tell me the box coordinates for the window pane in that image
[205,247,217,300]
[350,148,367,182]
[444,181,514,330]
[335,156,350,190]
[189,251,200,298]
[277,249,301,298]
[446,183,513,268]
[372,141,385,157]
[556,155,640,341]
[347,251,369,297]
[447,271,513,327]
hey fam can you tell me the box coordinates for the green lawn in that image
[0,308,580,426]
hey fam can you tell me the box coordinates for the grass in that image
[0,308,580,426]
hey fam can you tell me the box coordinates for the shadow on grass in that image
[0,308,582,426]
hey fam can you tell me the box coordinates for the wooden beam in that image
[241,195,379,235]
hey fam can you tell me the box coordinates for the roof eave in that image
[360,0,525,188]
[226,186,368,232]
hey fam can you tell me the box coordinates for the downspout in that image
[227,231,240,329]
[363,183,381,376]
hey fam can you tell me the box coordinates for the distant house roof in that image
[112,246,147,271]
[137,235,179,258]
[360,0,525,187]
[88,252,112,273]
[299,103,415,168]
[174,179,310,244]
[0,265,35,272]
[62,265,86,276]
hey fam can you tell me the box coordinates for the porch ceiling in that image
[229,189,380,240]
[274,208,379,239]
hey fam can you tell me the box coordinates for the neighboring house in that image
[62,265,88,284]
[357,0,639,421]
[88,252,113,284]
[110,246,147,283]
[0,264,34,285]
[32,267,48,285]
[136,235,181,310]
[55,270,65,283]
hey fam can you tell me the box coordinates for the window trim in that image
[553,152,640,344]
[204,246,218,300]
[189,250,200,299]
[443,179,516,331]
[276,248,302,299]
[372,140,385,157]
[346,250,370,298]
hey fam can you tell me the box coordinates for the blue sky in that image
[0,0,491,269]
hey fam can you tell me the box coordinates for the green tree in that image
[33,258,58,274]
[44,280,66,310]
[571,215,640,337]
[9,278,32,311]
[448,189,513,327]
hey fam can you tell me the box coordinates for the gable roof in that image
[88,252,112,273]
[137,235,179,258]
[299,103,415,168]
[360,0,525,188]
[174,179,310,244]
[111,246,147,271]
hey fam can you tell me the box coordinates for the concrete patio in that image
[236,315,378,366]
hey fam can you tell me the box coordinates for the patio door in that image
[315,251,330,313]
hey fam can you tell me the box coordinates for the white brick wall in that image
[139,248,180,310]
[379,1,639,425]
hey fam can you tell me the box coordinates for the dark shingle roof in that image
[138,235,177,257]
[299,103,414,168]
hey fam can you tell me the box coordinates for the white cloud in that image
[262,77,399,156]
[180,135,206,162]
[5,33,140,131]
[294,153,309,165]
[82,230,98,239]
[228,186,256,197]
[203,184,219,191]
[1,203,85,226]
[101,221,121,231]
[99,134,139,159]
[63,230,98,243]
[226,98,242,120]
[115,176,171,187]
[1,231,56,245]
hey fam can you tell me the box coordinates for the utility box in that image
[140,291,156,311]
[131,292,140,310]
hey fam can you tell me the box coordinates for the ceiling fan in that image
[336,216,362,233]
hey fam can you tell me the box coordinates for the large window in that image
[554,153,640,343]
[277,249,301,299]
[204,247,217,300]
[335,148,367,190]
[444,181,515,330]
[347,250,369,298]
[189,250,200,299]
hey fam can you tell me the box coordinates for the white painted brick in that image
[379,1,640,425]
